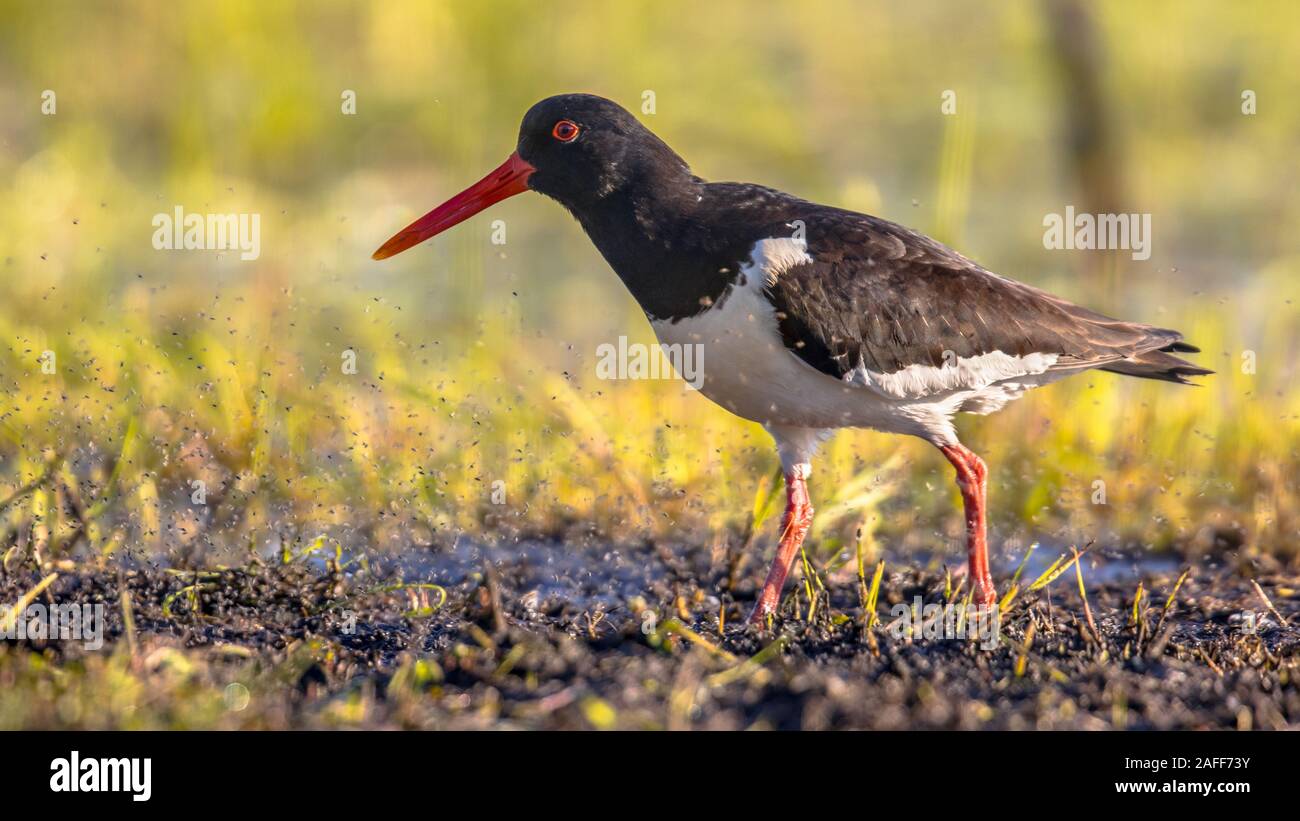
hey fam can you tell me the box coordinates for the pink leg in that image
[747,471,814,624]
[939,443,997,607]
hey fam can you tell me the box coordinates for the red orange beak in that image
[372,152,535,260]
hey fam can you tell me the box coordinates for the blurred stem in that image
[1043,0,1127,296]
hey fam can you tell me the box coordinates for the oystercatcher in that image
[373,94,1211,623]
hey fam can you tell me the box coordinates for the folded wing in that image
[764,208,1211,401]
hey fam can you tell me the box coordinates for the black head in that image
[372,94,693,259]
[516,93,690,210]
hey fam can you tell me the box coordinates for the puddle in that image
[1001,542,1182,587]
[321,537,673,614]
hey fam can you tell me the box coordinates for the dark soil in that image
[3,540,1297,730]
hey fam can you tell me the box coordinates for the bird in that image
[373,93,1211,625]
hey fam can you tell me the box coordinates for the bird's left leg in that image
[747,426,827,624]
[747,466,814,623]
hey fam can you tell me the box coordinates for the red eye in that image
[552,119,580,142]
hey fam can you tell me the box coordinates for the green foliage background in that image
[0,0,1296,563]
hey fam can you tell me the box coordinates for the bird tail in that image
[1100,340,1214,384]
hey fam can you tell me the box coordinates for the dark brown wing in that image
[764,207,1211,389]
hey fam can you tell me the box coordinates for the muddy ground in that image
[2,540,1297,729]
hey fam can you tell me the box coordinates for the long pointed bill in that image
[372,152,535,260]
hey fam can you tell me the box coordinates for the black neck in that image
[570,173,757,322]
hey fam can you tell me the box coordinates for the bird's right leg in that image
[939,442,997,607]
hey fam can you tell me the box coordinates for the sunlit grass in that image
[1,259,1296,572]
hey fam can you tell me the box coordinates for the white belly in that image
[651,277,938,437]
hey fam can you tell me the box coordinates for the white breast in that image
[652,238,913,433]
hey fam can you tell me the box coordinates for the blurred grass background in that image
[0,0,1296,572]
